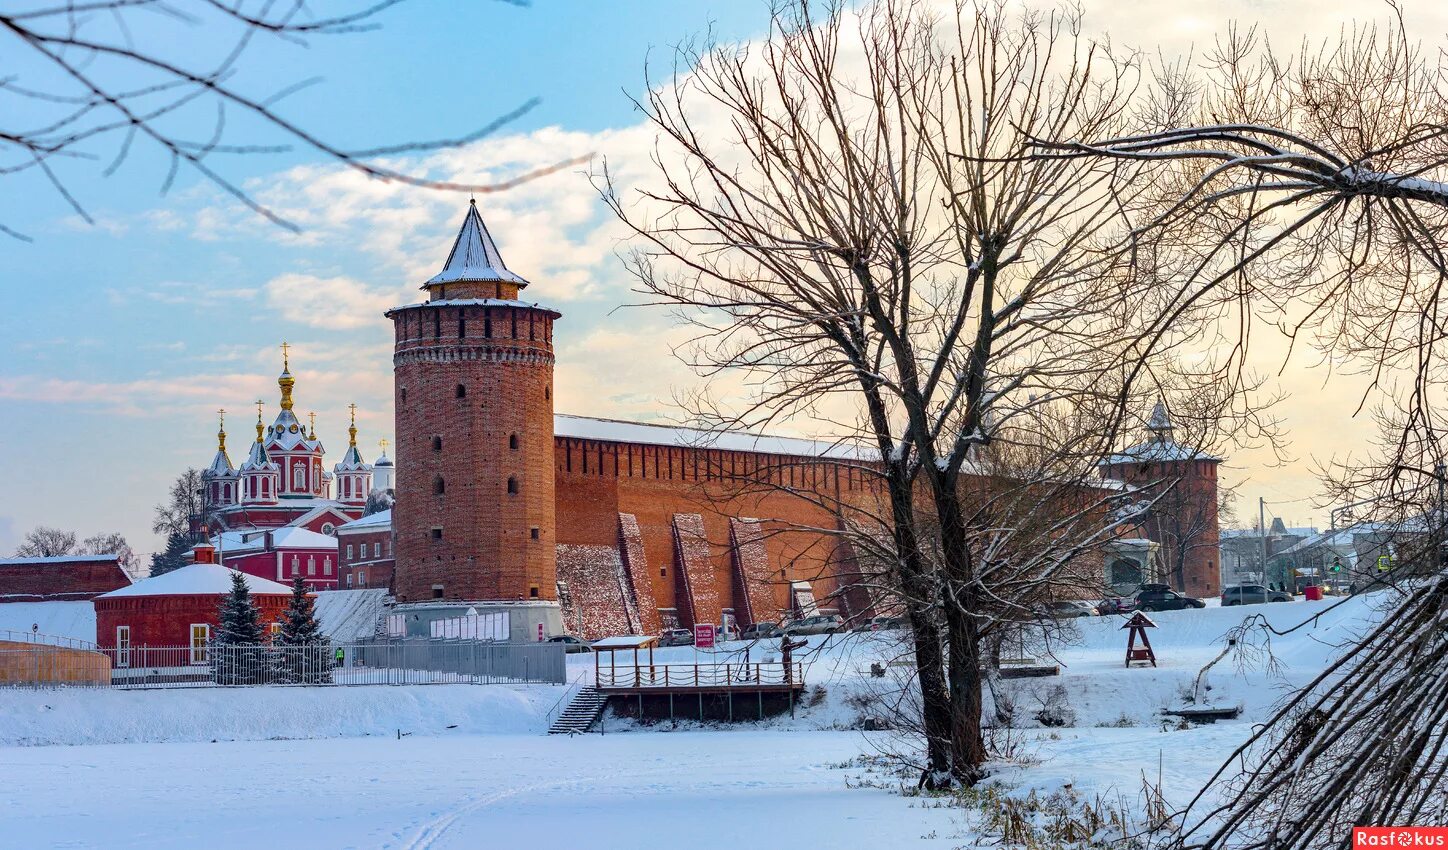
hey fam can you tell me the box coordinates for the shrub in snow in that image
[1032,685,1076,728]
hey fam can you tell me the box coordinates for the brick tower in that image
[1100,400,1222,598]
[386,201,563,639]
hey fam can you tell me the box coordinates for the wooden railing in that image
[595,662,804,689]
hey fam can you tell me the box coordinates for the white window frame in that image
[358,570,367,587]
[323,557,332,576]
[373,542,381,558]
[347,543,354,560]
[189,624,211,665]
[346,573,354,588]
[307,556,316,576]
[115,626,131,668]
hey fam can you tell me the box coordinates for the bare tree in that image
[77,531,138,574]
[601,0,1245,784]
[13,525,77,557]
[1025,11,1448,845]
[1,0,586,240]
[152,468,204,540]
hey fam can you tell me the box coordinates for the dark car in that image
[1097,596,1137,615]
[1134,587,1206,612]
[547,634,593,653]
[658,628,695,647]
[1221,584,1293,605]
[741,622,782,640]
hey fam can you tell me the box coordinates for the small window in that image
[529,585,540,599]
[269,622,282,639]
[291,556,300,576]
[115,626,131,668]
[323,557,332,575]
[507,477,518,495]
[432,435,442,452]
[358,570,367,586]
[346,573,354,588]
[456,383,467,399]
[190,624,211,665]
[431,527,443,541]
[530,527,540,541]
[373,542,380,558]
[509,433,519,450]
[347,544,354,560]
[400,387,407,404]
[660,566,667,577]
[307,557,316,576]
[544,386,550,400]
[432,584,445,599]
[434,476,446,495]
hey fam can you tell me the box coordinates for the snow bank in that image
[0,601,95,643]
[0,683,562,747]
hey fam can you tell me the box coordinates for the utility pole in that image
[1259,497,1270,589]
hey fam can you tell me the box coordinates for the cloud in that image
[262,273,404,328]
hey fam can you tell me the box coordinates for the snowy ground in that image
[0,592,1386,848]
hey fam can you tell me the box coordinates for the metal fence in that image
[595,662,804,689]
[0,628,96,651]
[1,638,567,690]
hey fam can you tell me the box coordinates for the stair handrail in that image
[543,669,588,731]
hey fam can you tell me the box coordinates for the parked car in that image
[853,615,909,632]
[546,634,593,653]
[1134,587,1206,612]
[1041,600,1098,619]
[783,614,845,636]
[658,628,695,647]
[1221,584,1294,605]
[741,622,782,640]
[1097,596,1137,615]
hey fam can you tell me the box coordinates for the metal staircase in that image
[547,686,608,734]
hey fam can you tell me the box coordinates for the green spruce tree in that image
[213,571,266,684]
[149,531,192,576]
[274,576,331,684]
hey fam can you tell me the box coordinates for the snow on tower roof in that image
[97,563,292,599]
[425,200,528,288]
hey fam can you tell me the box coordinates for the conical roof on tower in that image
[424,200,528,288]
[334,403,369,472]
[205,409,235,477]
[1100,398,1220,465]
[240,402,277,471]
[266,344,322,452]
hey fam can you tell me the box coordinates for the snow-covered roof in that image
[266,407,321,453]
[424,200,528,288]
[1147,400,1173,433]
[0,554,122,566]
[384,297,562,318]
[337,510,391,532]
[240,438,277,472]
[97,564,292,599]
[212,527,338,553]
[1101,438,1220,465]
[374,455,393,467]
[334,443,369,472]
[205,448,235,477]
[553,413,864,460]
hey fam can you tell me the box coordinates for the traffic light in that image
[1330,557,1343,573]
[1377,554,1393,572]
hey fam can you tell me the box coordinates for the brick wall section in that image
[0,557,130,602]
[616,513,659,634]
[338,528,395,590]
[670,513,717,629]
[556,544,633,637]
[94,594,291,648]
[389,301,559,604]
[728,518,776,626]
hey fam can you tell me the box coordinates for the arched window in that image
[433,476,446,495]
[509,433,519,450]
[507,477,518,495]
[455,383,466,399]
[307,557,316,576]
[432,435,442,452]
[544,386,550,401]
[400,387,407,404]
[293,465,306,489]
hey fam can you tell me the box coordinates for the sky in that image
[2,0,1443,558]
